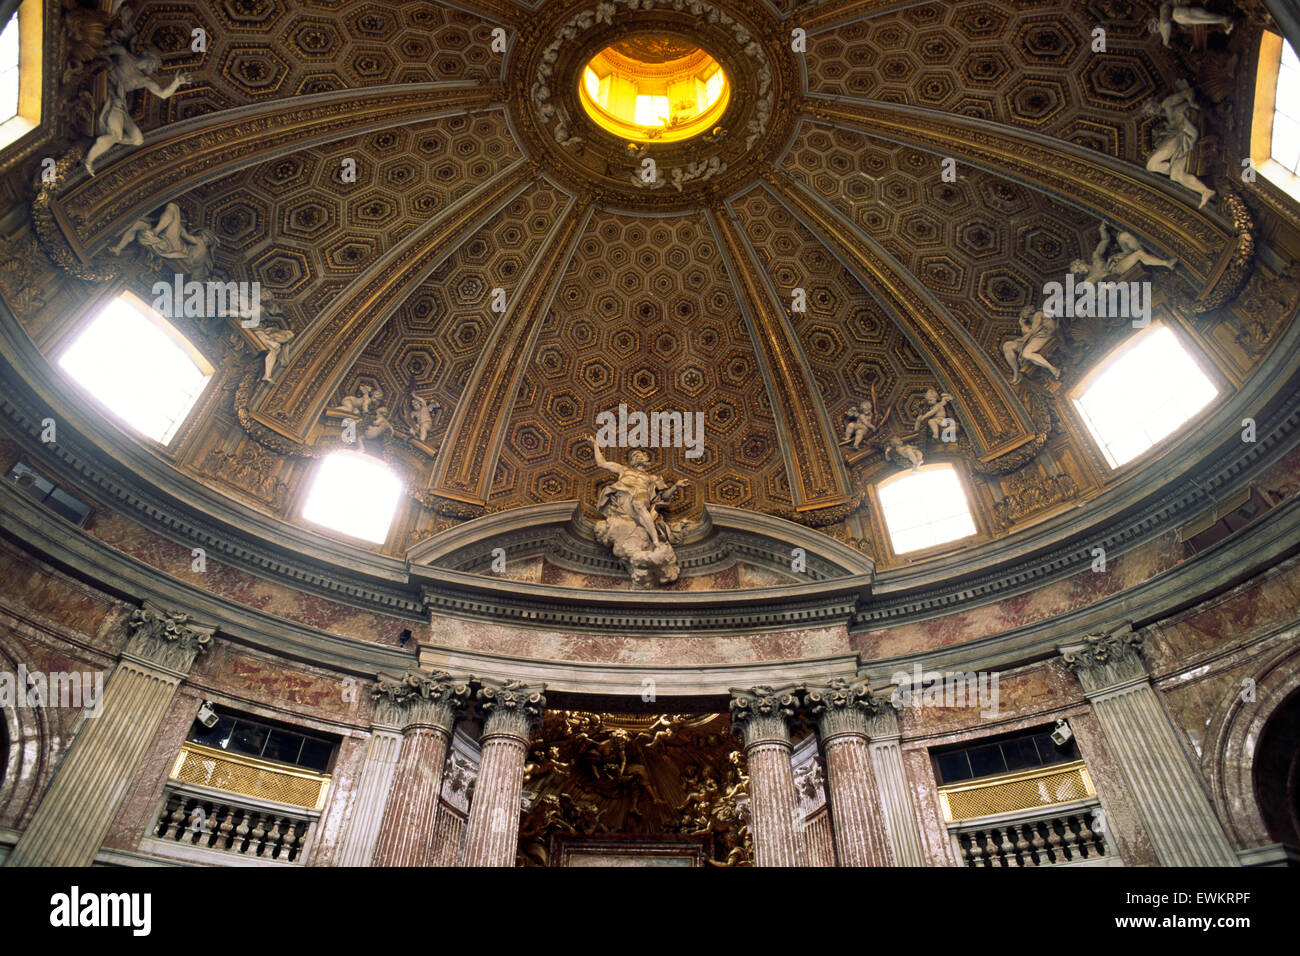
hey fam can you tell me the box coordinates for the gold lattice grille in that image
[938,761,1094,822]
[171,743,330,810]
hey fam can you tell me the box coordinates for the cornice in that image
[0,297,1298,643]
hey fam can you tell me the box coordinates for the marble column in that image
[335,725,403,867]
[864,696,927,866]
[459,679,546,867]
[6,604,214,867]
[369,670,471,867]
[730,685,806,867]
[1061,630,1238,866]
[804,677,889,867]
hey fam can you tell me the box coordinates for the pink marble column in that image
[805,677,889,867]
[730,685,805,867]
[460,680,546,867]
[370,671,471,868]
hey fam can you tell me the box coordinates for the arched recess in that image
[0,628,53,830]
[1203,635,1300,848]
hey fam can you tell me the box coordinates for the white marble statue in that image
[1003,305,1061,385]
[1142,83,1216,208]
[108,201,217,280]
[914,387,957,441]
[361,407,393,448]
[84,10,192,176]
[1070,221,1177,282]
[843,401,876,449]
[588,437,692,588]
[410,395,437,443]
[250,325,293,382]
[881,436,924,471]
[1149,2,1234,47]
[332,385,382,418]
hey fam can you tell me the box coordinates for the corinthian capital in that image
[803,676,878,741]
[477,679,547,741]
[1060,628,1147,696]
[729,684,799,749]
[122,603,215,676]
[372,669,472,733]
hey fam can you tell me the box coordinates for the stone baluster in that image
[460,679,546,867]
[1060,629,1237,866]
[863,697,927,866]
[5,604,215,867]
[803,676,889,866]
[369,670,472,867]
[730,685,805,867]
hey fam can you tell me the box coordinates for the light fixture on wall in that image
[196,700,220,729]
[1050,718,1073,747]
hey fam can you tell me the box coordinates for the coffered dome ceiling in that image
[23,0,1279,576]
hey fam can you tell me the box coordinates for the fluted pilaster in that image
[804,677,888,866]
[6,604,214,867]
[863,698,927,866]
[1061,630,1237,866]
[460,680,546,867]
[370,670,471,868]
[730,685,805,867]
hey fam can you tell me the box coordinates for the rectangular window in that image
[302,451,403,544]
[932,727,1077,785]
[1071,324,1218,469]
[877,464,978,555]
[57,293,214,445]
[188,707,336,774]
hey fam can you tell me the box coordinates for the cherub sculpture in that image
[1142,82,1216,208]
[914,387,957,441]
[1149,2,1234,47]
[332,385,382,418]
[880,436,924,471]
[841,382,892,449]
[410,395,437,443]
[1003,304,1061,385]
[84,7,192,176]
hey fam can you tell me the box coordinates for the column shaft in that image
[459,732,528,866]
[7,661,178,866]
[822,733,887,866]
[747,738,805,866]
[868,734,927,866]
[370,724,452,867]
[336,728,404,867]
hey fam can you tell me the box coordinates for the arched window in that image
[57,292,214,445]
[302,451,403,544]
[0,0,43,152]
[1070,324,1218,469]
[877,463,978,555]
[1250,32,1300,198]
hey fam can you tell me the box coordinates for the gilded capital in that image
[477,679,547,741]
[1060,629,1148,696]
[372,669,472,733]
[122,604,215,677]
[729,685,799,749]
[803,676,878,741]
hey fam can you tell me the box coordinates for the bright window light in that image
[1273,39,1300,174]
[634,94,668,127]
[58,293,213,445]
[1072,325,1218,469]
[302,452,402,544]
[878,464,978,555]
[584,66,601,103]
[0,13,18,123]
